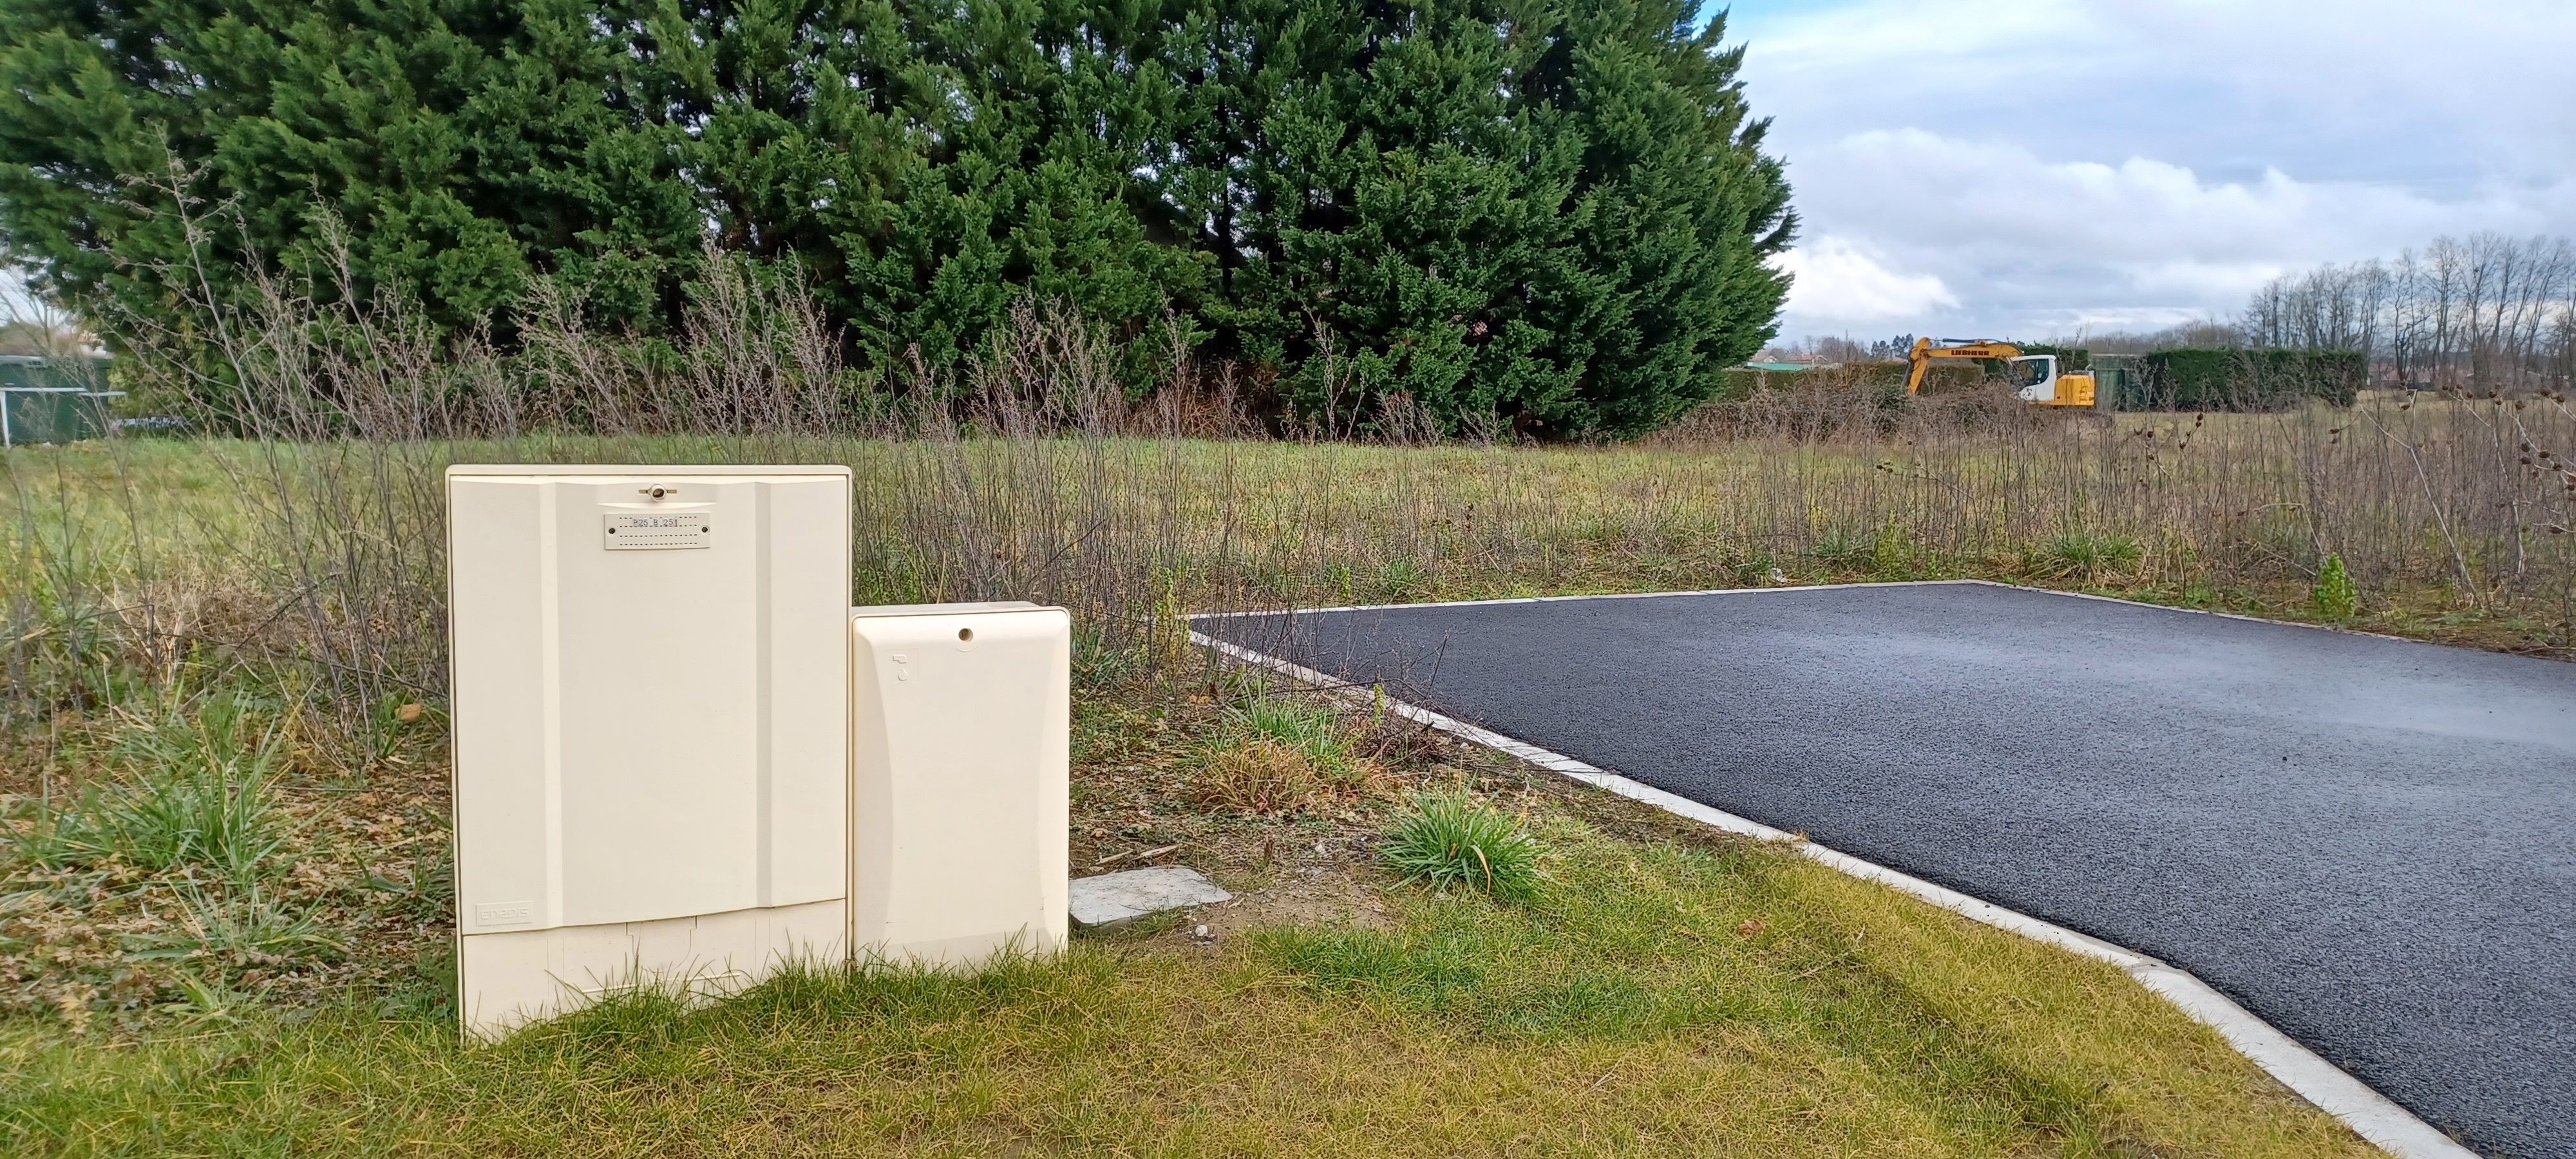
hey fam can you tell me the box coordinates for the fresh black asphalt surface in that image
[1202,582,2575,1157]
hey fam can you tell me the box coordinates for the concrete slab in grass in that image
[1070,865,1232,928]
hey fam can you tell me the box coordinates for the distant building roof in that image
[1738,361,1840,372]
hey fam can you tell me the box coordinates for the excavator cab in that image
[2009,355,2095,407]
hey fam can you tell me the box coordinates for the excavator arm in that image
[1904,337,2025,395]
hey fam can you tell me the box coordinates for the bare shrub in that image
[1654,368,2042,444]
[8,219,2576,767]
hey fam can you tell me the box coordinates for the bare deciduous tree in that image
[2248,234,2575,393]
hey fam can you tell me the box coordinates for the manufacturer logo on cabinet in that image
[475,901,535,928]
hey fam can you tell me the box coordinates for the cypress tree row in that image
[0,0,1793,436]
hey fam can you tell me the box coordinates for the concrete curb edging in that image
[1188,577,1975,620]
[1191,577,2432,650]
[1188,626,2477,1159]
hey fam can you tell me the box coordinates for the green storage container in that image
[2089,355,2144,411]
[0,355,119,445]
[3,388,84,445]
[0,355,44,389]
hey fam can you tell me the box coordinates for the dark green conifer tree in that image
[0,0,1792,435]
[1152,0,1793,435]
[0,0,678,328]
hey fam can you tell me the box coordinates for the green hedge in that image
[1716,369,1768,402]
[0,0,1795,439]
[2137,349,2362,411]
[1715,361,1914,402]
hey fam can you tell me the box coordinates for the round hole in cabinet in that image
[954,626,976,652]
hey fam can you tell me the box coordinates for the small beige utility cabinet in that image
[849,602,1069,965]
[446,466,1067,1037]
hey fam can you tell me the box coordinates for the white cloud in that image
[1775,236,1958,325]
[1727,0,2576,339]
[1774,128,2563,338]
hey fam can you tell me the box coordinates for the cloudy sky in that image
[1723,0,2576,344]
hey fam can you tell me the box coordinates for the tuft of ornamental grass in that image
[131,881,346,966]
[1194,694,1378,816]
[25,689,294,889]
[1193,736,1325,816]
[1227,697,1359,776]
[1381,793,1541,901]
[2030,529,2143,581]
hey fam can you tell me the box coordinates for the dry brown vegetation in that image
[21,254,2569,728]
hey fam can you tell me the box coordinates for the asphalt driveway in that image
[1201,582,2575,1157]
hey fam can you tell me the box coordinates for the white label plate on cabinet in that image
[605,511,713,550]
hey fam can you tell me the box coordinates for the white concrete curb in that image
[1188,577,1974,619]
[1188,616,2477,1159]
[1196,576,2442,652]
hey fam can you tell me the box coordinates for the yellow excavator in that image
[1905,338,2096,406]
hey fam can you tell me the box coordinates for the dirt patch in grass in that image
[1066,684,1430,956]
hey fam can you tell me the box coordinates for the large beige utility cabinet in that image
[446,466,852,1037]
[849,603,1070,963]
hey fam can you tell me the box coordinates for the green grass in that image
[1225,695,1365,784]
[2031,530,2145,581]
[1,659,2381,1155]
[48,758,287,886]
[0,821,2377,1158]
[1379,791,1543,900]
[1,663,446,1031]
[28,686,295,880]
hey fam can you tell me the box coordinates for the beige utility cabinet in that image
[446,466,851,1037]
[849,602,1070,963]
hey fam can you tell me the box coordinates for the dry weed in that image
[1193,737,1330,817]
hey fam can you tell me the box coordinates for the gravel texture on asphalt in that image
[1202,582,2575,1158]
